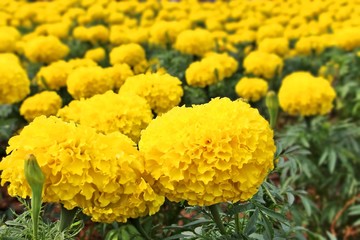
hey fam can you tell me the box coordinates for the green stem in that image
[59,206,78,232]
[130,218,152,240]
[208,204,228,236]
[31,187,42,240]
[234,213,240,235]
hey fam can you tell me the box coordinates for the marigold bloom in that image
[235,77,268,102]
[24,36,69,63]
[185,53,238,87]
[20,91,62,122]
[149,20,190,46]
[258,37,289,57]
[110,43,146,67]
[58,91,152,143]
[278,72,336,116]
[0,60,30,104]
[67,66,114,99]
[0,26,20,53]
[0,116,164,223]
[174,28,215,56]
[295,36,327,55]
[84,48,106,63]
[119,73,183,115]
[73,25,109,43]
[243,51,283,79]
[139,98,275,206]
[105,64,134,90]
[36,61,73,90]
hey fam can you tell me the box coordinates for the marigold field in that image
[0,0,360,239]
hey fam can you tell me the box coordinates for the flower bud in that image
[24,154,45,191]
[266,91,279,129]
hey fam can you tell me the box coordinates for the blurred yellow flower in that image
[66,66,114,99]
[235,77,268,102]
[243,51,283,79]
[20,91,62,122]
[174,28,215,56]
[84,47,106,63]
[119,73,183,115]
[0,60,30,104]
[278,72,337,116]
[110,43,146,67]
[24,35,69,63]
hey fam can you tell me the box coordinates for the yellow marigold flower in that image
[174,28,215,56]
[119,73,183,115]
[84,47,106,63]
[68,58,98,69]
[258,37,289,57]
[0,53,20,65]
[110,43,146,67]
[229,30,257,44]
[278,72,336,116]
[133,59,149,74]
[204,53,238,80]
[58,91,152,143]
[67,66,114,100]
[295,36,327,55]
[149,20,190,46]
[105,64,134,90]
[139,98,276,206]
[185,53,238,87]
[186,61,217,87]
[0,60,30,104]
[73,25,109,43]
[257,24,284,42]
[0,116,164,223]
[24,36,69,63]
[243,51,283,80]
[36,60,73,90]
[20,91,62,122]
[35,21,71,39]
[334,27,360,51]
[235,77,269,102]
[0,26,21,52]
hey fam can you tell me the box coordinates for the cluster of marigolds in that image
[0,0,357,223]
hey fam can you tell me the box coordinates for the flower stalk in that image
[24,154,45,240]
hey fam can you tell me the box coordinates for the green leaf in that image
[299,195,313,216]
[259,211,274,240]
[252,202,288,223]
[326,231,338,240]
[244,209,259,235]
[349,205,360,216]
[328,148,337,173]
[228,202,254,215]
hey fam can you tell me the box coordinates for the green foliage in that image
[277,116,360,237]
[0,201,83,240]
